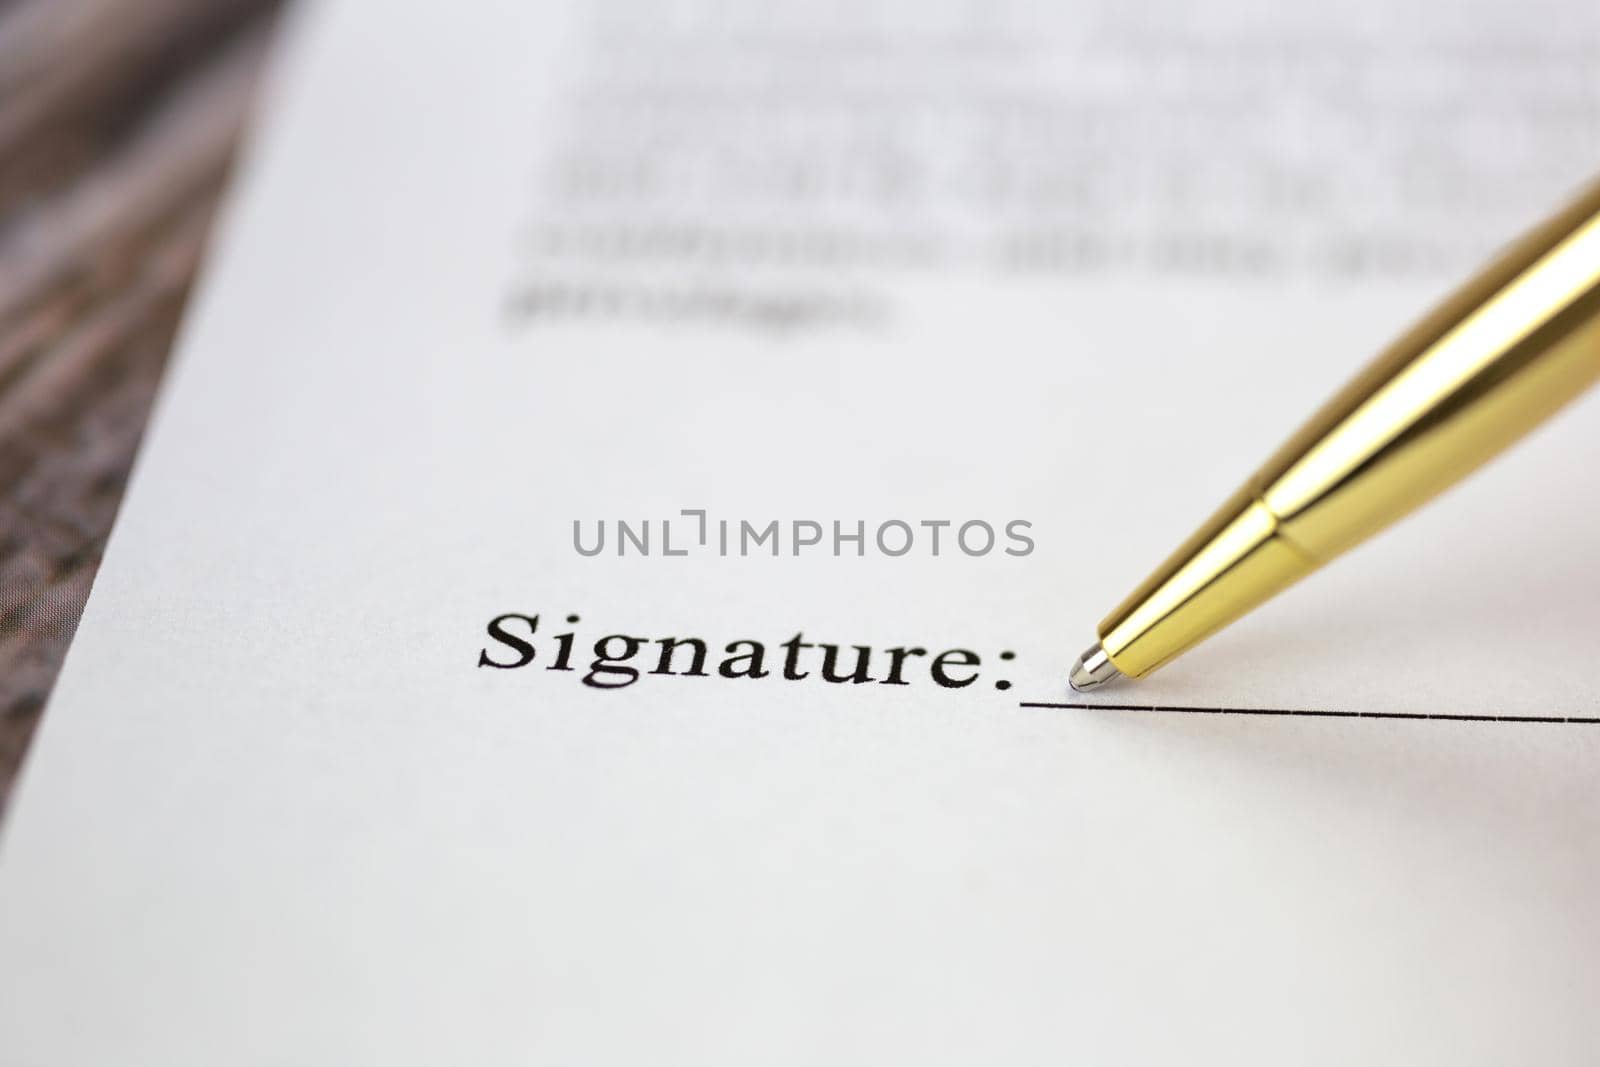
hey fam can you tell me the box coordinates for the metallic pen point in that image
[1068,642,1121,692]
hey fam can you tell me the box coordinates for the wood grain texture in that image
[0,0,282,811]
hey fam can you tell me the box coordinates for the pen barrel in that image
[1098,180,1600,679]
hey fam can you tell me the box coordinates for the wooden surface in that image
[0,0,282,811]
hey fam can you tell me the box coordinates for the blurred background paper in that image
[1,0,1598,1064]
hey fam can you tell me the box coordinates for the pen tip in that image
[1068,642,1122,693]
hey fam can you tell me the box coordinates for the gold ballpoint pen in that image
[1069,178,1600,691]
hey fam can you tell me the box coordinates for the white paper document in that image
[3,1,1600,1063]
